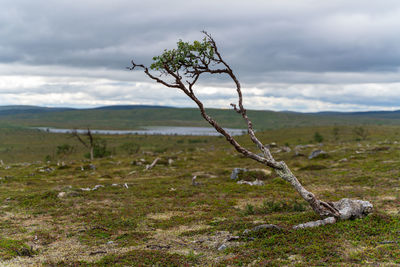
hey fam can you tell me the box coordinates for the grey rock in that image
[237,179,265,186]
[80,185,104,191]
[192,175,200,186]
[295,144,315,151]
[230,168,247,180]
[308,149,326,159]
[93,185,104,190]
[333,198,373,220]
[217,244,227,251]
[268,142,277,148]
[243,224,282,235]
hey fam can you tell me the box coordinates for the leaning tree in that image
[129,31,372,227]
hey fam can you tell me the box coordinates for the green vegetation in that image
[313,131,324,143]
[1,106,400,131]
[0,123,400,265]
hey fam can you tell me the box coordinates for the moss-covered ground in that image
[0,125,399,265]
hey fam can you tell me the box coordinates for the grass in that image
[0,125,400,265]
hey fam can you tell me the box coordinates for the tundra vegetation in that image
[0,34,399,264]
[0,125,399,265]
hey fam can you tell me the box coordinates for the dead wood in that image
[145,157,160,170]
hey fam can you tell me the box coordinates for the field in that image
[2,105,400,131]
[0,123,399,266]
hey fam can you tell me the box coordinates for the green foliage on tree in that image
[353,126,369,141]
[150,38,215,73]
[84,138,111,159]
[314,132,324,143]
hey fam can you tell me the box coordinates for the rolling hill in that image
[0,105,399,130]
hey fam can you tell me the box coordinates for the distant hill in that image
[315,110,400,119]
[0,105,400,130]
[0,105,74,116]
[93,105,172,110]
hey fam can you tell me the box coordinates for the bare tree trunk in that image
[145,157,160,170]
[90,147,94,161]
[72,129,95,161]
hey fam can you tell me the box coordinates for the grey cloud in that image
[1,0,400,111]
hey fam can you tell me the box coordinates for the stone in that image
[237,179,264,186]
[230,168,247,180]
[295,144,315,151]
[230,168,271,180]
[333,198,373,220]
[38,167,54,173]
[308,149,326,159]
[268,142,277,148]
[217,244,227,251]
[81,187,91,191]
[80,185,104,191]
[243,224,281,235]
[58,191,80,198]
[192,176,200,186]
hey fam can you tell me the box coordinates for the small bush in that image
[353,126,369,141]
[56,144,74,158]
[314,132,324,143]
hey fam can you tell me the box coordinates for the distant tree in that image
[332,127,340,141]
[313,132,324,143]
[129,31,372,227]
[71,129,111,160]
[71,129,95,160]
[88,138,111,159]
[353,126,369,141]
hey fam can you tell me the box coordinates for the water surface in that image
[36,126,246,136]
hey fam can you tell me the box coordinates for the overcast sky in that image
[1,0,400,112]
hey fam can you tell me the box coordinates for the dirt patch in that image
[146,211,186,220]
[234,198,264,209]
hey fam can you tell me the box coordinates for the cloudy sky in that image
[1,0,400,112]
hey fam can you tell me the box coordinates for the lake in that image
[35,126,247,136]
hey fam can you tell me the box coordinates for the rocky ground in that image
[0,126,399,265]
